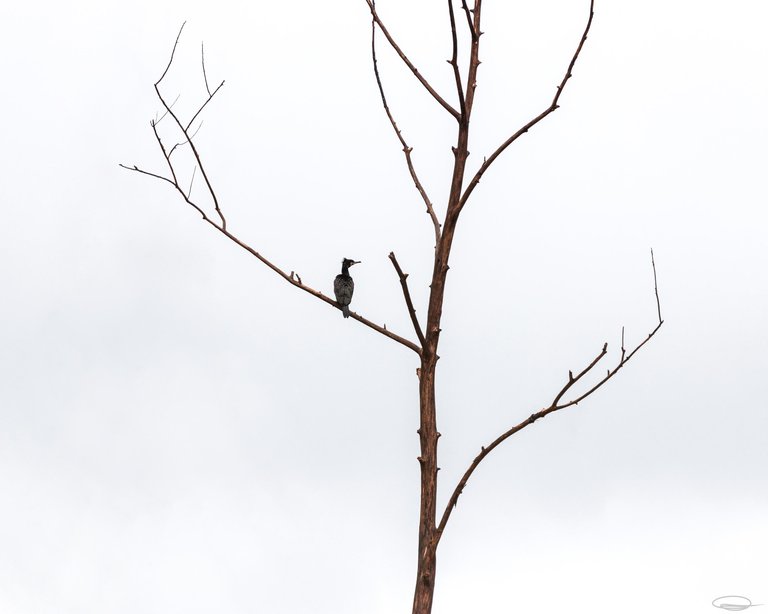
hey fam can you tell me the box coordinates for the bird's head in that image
[342,258,361,268]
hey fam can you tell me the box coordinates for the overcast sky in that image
[1,1,766,613]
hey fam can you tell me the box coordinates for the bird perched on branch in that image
[334,258,360,318]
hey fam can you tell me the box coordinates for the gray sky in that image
[1,1,766,612]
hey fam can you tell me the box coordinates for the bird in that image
[334,258,360,318]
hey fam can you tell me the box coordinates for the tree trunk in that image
[410,27,475,601]
[412,350,439,614]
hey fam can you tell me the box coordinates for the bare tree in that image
[122,1,663,612]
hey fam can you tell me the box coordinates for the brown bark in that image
[413,354,438,614]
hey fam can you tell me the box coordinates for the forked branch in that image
[121,24,422,357]
[435,249,663,543]
[152,23,228,230]
[366,0,460,120]
[459,0,595,211]
[371,12,441,245]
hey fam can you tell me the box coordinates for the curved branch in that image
[366,0,460,120]
[435,248,663,543]
[458,0,595,212]
[371,10,441,245]
[156,21,186,85]
[389,252,426,348]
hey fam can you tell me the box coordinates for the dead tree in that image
[122,2,663,612]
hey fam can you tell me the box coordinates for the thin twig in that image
[434,248,663,544]
[156,22,186,86]
[169,120,205,157]
[460,0,478,39]
[651,248,662,324]
[371,9,441,245]
[458,0,595,212]
[185,80,225,133]
[463,0,483,118]
[119,164,175,187]
[154,24,227,229]
[366,0,460,120]
[187,165,197,199]
[201,42,212,97]
[621,326,626,360]
[157,95,226,229]
[550,342,608,407]
[389,252,426,347]
[446,0,467,118]
[150,121,210,221]
[154,94,181,126]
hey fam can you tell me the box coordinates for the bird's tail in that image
[343,305,350,318]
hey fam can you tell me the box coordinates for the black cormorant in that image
[334,258,360,318]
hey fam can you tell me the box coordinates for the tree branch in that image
[149,119,211,222]
[123,159,422,355]
[446,0,467,118]
[460,0,478,40]
[201,42,212,97]
[118,164,175,188]
[463,0,482,118]
[123,24,422,356]
[435,248,663,543]
[213,227,423,355]
[370,9,441,246]
[366,0,461,121]
[156,21,186,85]
[389,252,426,348]
[651,248,662,323]
[458,0,595,212]
[154,23,227,229]
[168,120,205,158]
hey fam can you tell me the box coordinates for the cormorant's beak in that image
[351,260,361,266]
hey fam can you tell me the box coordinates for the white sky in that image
[1,1,766,613]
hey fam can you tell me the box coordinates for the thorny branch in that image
[435,249,664,543]
[371,7,441,245]
[389,252,426,348]
[366,0,461,120]
[459,0,595,213]
[121,23,421,357]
